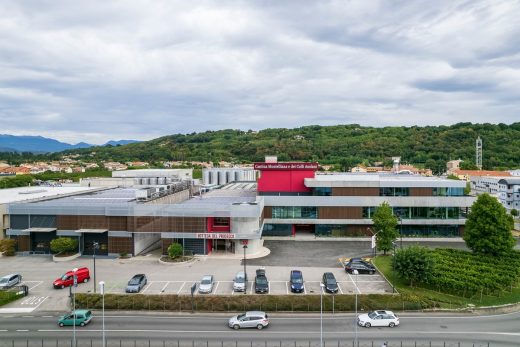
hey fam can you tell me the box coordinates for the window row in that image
[362,206,466,219]
[271,207,318,219]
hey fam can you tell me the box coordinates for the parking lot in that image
[0,248,392,313]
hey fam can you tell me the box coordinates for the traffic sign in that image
[241,240,249,245]
[371,235,376,249]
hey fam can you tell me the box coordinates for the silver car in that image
[125,274,147,293]
[233,271,247,292]
[228,311,269,330]
[198,275,214,294]
[0,274,22,289]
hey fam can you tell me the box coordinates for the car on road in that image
[198,275,214,294]
[344,258,376,274]
[0,273,22,289]
[228,311,269,330]
[289,270,304,293]
[254,269,269,294]
[58,309,93,327]
[126,274,147,293]
[357,310,399,328]
[322,272,338,293]
[53,267,90,289]
[233,271,247,292]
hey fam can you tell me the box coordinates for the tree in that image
[50,237,78,254]
[394,246,434,287]
[0,239,17,256]
[167,242,183,258]
[373,202,399,255]
[511,209,518,218]
[463,193,515,256]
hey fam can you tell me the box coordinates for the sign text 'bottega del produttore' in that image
[196,233,236,239]
[253,162,319,170]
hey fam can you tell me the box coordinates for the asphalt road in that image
[0,311,518,347]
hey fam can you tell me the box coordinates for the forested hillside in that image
[2,123,519,171]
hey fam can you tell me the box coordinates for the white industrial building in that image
[202,167,256,186]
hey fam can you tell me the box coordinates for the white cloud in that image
[0,0,518,144]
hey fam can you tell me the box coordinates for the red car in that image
[53,267,90,289]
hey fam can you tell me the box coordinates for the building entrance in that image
[211,239,235,254]
[294,224,315,234]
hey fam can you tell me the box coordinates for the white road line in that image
[159,282,169,294]
[141,282,153,293]
[285,281,289,294]
[16,330,28,332]
[22,315,34,318]
[31,296,48,311]
[107,282,121,293]
[0,330,7,332]
[27,281,44,291]
[42,316,53,318]
[347,273,361,294]
[213,281,219,294]
[176,282,186,295]
[249,282,254,295]
[303,284,307,294]
[337,283,344,295]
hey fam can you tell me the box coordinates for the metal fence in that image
[0,340,493,347]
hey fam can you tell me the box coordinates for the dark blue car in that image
[290,270,304,293]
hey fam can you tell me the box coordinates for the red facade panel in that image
[257,170,315,193]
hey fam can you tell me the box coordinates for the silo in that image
[226,170,234,183]
[218,170,227,185]
[235,170,243,182]
[203,169,210,185]
[158,177,166,185]
[134,178,141,186]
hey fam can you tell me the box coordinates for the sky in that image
[1,0,519,145]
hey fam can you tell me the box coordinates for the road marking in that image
[23,281,44,291]
[337,283,344,295]
[285,281,289,294]
[347,273,361,294]
[303,284,306,294]
[31,296,48,311]
[0,329,7,332]
[21,296,47,305]
[176,282,186,295]
[141,281,154,293]
[160,282,169,293]
[16,330,29,332]
[22,315,34,318]
[213,281,219,294]
[42,316,53,318]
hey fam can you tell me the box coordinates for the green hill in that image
[3,123,520,172]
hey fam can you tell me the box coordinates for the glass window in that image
[380,187,409,196]
[272,207,317,219]
[213,218,230,226]
[313,187,332,196]
[362,207,376,218]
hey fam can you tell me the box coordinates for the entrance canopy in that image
[22,227,57,233]
[75,229,108,234]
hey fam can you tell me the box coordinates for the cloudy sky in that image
[1,1,519,144]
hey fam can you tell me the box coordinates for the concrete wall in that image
[134,232,161,255]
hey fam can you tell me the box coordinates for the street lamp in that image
[353,269,359,346]
[93,241,99,293]
[397,215,403,248]
[243,244,248,295]
[320,282,325,347]
[99,281,106,347]
[72,267,78,347]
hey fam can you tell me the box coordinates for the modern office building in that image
[497,178,520,211]
[256,161,475,237]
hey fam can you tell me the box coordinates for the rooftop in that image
[0,186,101,204]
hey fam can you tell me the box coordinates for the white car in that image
[228,311,269,330]
[198,275,214,294]
[233,271,247,292]
[357,310,399,328]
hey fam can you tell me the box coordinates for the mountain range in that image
[0,135,139,153]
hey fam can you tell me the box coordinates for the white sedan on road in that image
[357,310,399,328]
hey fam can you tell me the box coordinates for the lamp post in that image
[320,282,325,347]
[93,242,99,293]
[397,215,403,248]
[99,281,105,347]
[243,244,248,295]
[353,269,359,346]
[72,267,78,347]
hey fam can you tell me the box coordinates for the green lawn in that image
[374,255,520,308]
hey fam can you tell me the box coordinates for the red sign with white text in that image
[253,162,319,171]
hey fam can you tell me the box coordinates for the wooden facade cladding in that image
[57,215,109,230]
[16,235,30,252]
[318,207,363,219]
[263,206,272,219]
[108,236,134,254]
[332,187,379,196]
[409,188,433,196]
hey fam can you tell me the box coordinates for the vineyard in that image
[427,248,520,298]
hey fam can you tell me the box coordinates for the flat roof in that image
[0,186,101,204]
[306,173,466,188]
[25,188,137,206]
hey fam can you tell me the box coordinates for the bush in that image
[50,237,78,254]
[511,209,518,217]
[167,243,183,258]
[0,239,17,256]
[394,246,434,287]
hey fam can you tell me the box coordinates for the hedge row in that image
[75,292,436,312]
[0,290,24,306]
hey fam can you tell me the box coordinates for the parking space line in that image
[213,281,219,294]
[347,273,361,294]
[249,282,254,294]
[160,282,170,294]
[303,284,307,294]
[337,284,344,295]
[285,281,289,294]
[24,281,43,291]
[141,282,154,294]
[107,282,121,293]
[176,282,186,295]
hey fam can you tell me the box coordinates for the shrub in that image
[394,246,434,287]
[50,237,78,254]
[167,243,183,258]
[0,239,17,256]
[511,209,518,217]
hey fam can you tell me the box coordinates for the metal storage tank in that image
[226,170,234,183]
[150,177,158,185]
[218,170,227,185]
[235,170,243,181]
[203,170,210,185]
[158,177,166,185]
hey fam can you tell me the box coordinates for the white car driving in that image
[357,310,399,328]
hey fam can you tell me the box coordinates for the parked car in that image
[198,275,214,294]
[125,274,147,293]
[53,267,90,289]
[254,269,269,294]
[228,311,269,330]
[344,258,376,275]
[289,270,304,293]
[58,309,93,327]
[0,273,22,289]
[233,271,247,292]
[357,310,399,328]
[322,272,338,293]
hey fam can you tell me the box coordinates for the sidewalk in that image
[263,235,466,242]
